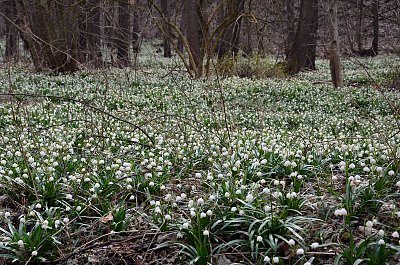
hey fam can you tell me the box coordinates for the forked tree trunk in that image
[287,0,318,74]
[161,0,172,57]
[15,0,81,72]
[116,0,130,67]
[328,0,343,88]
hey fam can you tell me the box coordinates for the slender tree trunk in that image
[161,0,172,57]
[131,0,140,54]
[287,0,318,74]
[4,0,18,62]
[116,0,130,67]
[328,0,343,88]
[217,0,245,59]
[371,0,379,55]
[357,0,364,51]
[243,5,252,56]
[285,0,295,57]
[86,0,102,67]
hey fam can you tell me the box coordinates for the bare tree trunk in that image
[243,2,253,56]
[285,0,295,57]
[183,0,204,77]
[287,0,318,74]
[357,0,364,51]
[371,0,379,55]
[15,0,81,72]
[161,0,172,57]
[328,0,343,88]
[86,0,102,67]
[116,0,130,67]
[131,0,140,54]
[4,0,18,62]
[217,0,245,59]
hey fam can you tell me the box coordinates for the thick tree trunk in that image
[116,0,130,67]
[15,0,80,72]
[328,0,343,88]
[183,0,204,77]
[4,0,18,62]
[217,0,245,59]
[161,0,172,57]
[287,0,318,74]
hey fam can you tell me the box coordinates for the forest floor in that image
[0,52,400,264]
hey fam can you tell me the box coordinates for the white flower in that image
[349,163,355,169]
[272,256,279,263]
[203,230,209,236]
[284,160,291,167]
[334,208,347,216]
[4,212,11,218]
[182,222,189,229]
[264,256,270,262]
[296,248,304,255]
[224,192,230,198]
[197,198,204,205]
[256,235,263,242]
[154,207,161,214]
[310,242,319,249]
[392,231,399,238]
[304,262,312,265]
[200,212,206,218]
[195,172,202,178]
[378,239,385,245]
[164,214,171,220]
[245,193,254,203]
[17,240,24,248]
[288,239,296,246]
[378,230,384,237]
[366,221,373,228]
[66,194,73,200]
[35,203,42,209]
[206,210,212,216]
[31,250,38,256]
[231,207,237,212]
[388,170,395,176]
